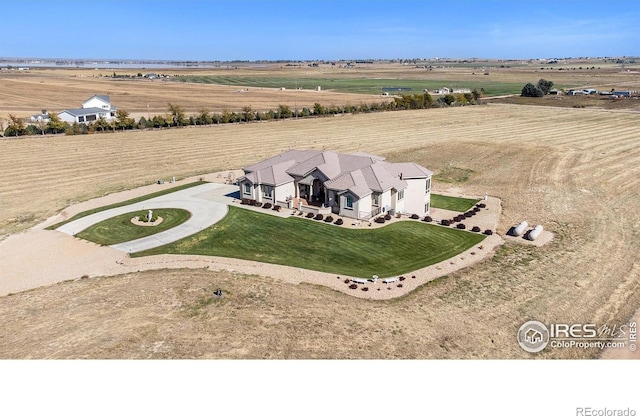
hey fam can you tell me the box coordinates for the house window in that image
[78,116,85,122]
[86,114,97,121]
[263,185,273,198]
[345,195,354,209]
[398,189,405,200]
[425,202,430,213]
[425,178,431,194]
[243,183,251,195]
[372,193,380,206]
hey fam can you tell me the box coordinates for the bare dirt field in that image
[1,102,639,358]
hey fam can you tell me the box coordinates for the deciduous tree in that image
[167,103,187,126]
[537,79,554,95]
[521,83,544,97]
[46,113,66,134]
[4,114,26,137]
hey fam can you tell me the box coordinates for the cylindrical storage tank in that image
[514,221,528,236]
[528,225,543,241]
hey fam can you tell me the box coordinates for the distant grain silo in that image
[514,221,528,237]
[528,225,544,241]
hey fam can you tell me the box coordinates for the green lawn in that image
[135,206,485,278]
[431,194,480,212]
[76,209,191,245]
[48,181,207,230]
[171,76,525,96]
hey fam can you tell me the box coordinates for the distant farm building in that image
[30,110,50,123]
[428,87,471,95]
[58,95,116,124]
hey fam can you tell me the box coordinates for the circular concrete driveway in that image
[57,183,233,253]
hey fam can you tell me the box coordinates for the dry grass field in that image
[1,102,639,358]
[0,67,391,120]
[2,59,638,120]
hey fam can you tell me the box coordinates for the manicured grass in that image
[48,181,207,230]
[135,206,485,278]
[172,76,524,96]
[76,209,191,246]
[431,194,480,212]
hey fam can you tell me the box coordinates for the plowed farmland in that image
[1,104,639,358]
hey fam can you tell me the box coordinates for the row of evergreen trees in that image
[3,91,482,137]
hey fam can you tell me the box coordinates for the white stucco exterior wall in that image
[403,177,430,216]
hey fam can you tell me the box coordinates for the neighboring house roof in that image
[59,107,115,117]
[83,94,110,106]
[240,149,431,200]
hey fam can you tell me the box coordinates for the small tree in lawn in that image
[521,83,544,97]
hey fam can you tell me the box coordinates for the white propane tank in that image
[514,221,528,236]
[528,224,543,241]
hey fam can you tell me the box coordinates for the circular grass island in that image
[76,208,191,246]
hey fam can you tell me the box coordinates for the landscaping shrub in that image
[399,276,406,281]
[478,203,486,208]
[410,214,420,219]
[483,229,493,235]
[344,279,351,284]
[334,218,343,225]
[374,217,386,224]
[324,216,333,223]
[349,284,358,290]
[473,207,481,212]
[397,283,403,288]
[441,219,450,226]
[254,202,263,207]
[314,214,323,221]
[411,275,416,279]
[273,205,281,211]
[306,212,315,218]
[456,215,465,222]
[471,226,481,232]
[361,287,369,292]
[423,216,433,222]
[384,214,392,221]
[464,212,473,218]
[457,223,466,229]
[262,203,272,209]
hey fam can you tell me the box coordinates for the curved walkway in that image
[56,183,232,253]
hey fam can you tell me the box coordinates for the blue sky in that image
[2,0,638,60]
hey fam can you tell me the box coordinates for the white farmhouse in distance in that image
[58,95,116,123]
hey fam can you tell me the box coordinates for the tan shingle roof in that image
[241,149,430,197]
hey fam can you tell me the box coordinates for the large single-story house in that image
[58,95,116,123]
[238,150,432,220]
